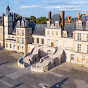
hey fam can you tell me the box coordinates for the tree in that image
[36,17,48,24]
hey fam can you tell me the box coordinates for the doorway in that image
[51,42,54,47]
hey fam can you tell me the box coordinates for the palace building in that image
[0,6,88,72]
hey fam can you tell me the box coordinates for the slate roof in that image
[50,13,61,24]
[79,15,88,30]
[64,23,76,33]
[32,24,47,35]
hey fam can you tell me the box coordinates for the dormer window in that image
[86,21,88,30]
[76,20,82,29]
[47,21,50,28]
[55,21,59,28]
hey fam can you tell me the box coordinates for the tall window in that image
[26,30,29,36]
[87,45,88,53]
[47,39,50,46]
[70,54,74,61]
[52,31,54,35]
[41,39,44,44]
[78,33,81,41]
[56,31,58,35]
[22,38,24,44]
[10,44,11,48]
[87,34,88,42]
[47,31,50,35]
[18,45,19,50]
[17,30,19,35]
[6,43,8,48]
[78,44,81,52]
[32,38,34,43]
[55,40,58,47]
[22,30,24,36]
[17,37,19,43]
[37,38,39,43]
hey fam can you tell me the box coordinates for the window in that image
[55,40,58,47]
[86,22,88,30]
[22,46,24,52]
[76,22,82,29]
[17,30,19,35]
[47,23,50,28]
[22,30,24,36]
[64,41,66,48]
[87,34,88,42]
[10,44,11,48]
[18,45,19,50]
[87,45,88,53]
[41,39,44,44]
[70,54,74,62]
[47,39,50,46]
[78,33,81,41]
[17,37,19,43]
[78,44,81,52]
[27,38,30,44]
[22,38,24,44]
[37,38,39,43]
[26,30,29,36]
[32,38,34,43]
[56,31,58,35]
[52,31,54,35]
[55,23,58,28]
[47,31,50,35]
[6,43,8,48]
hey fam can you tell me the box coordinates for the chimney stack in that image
[87,12,88,15]
[13,13,15,23]
[62,11,65,28]
[78,13,80,20]
[68,16,69,22]
[48,11,51,21]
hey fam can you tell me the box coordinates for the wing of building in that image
[0,6,88,67]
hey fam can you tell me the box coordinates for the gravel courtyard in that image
[0,48,88,88]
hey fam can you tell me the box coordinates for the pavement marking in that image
[7,66,31,80]
[49,71,64,78]
[0,79,14,87]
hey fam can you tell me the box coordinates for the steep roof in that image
[64,23,76,33]
[50,13,61,24]
[29,23,46,35]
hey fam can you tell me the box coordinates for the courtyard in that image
[0,48,88,88]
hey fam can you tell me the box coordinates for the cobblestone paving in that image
[0,49,88,88]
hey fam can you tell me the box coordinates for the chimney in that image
[78,13,80,20]
[70,16,72,22]
[13,13,15,23]
[87,12,88,15]
[62,11,65,28]
[68,16,69,22]
[48,11,51,21]
[2,13,4,16]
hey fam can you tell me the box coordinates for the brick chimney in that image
[87,12,88,15]
[48,11,51,21]
[68,16,69,22]
[13,13,15,23]
[78,13,80,20]
[2,13,4,16]
[62,11,65,28]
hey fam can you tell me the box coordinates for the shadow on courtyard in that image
[0,76,5,79]
[0,62,9,66]
[12,83,23,88]
[0,47,3,51]
[50,77,69,88]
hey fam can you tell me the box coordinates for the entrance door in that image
[51,42,54,47]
